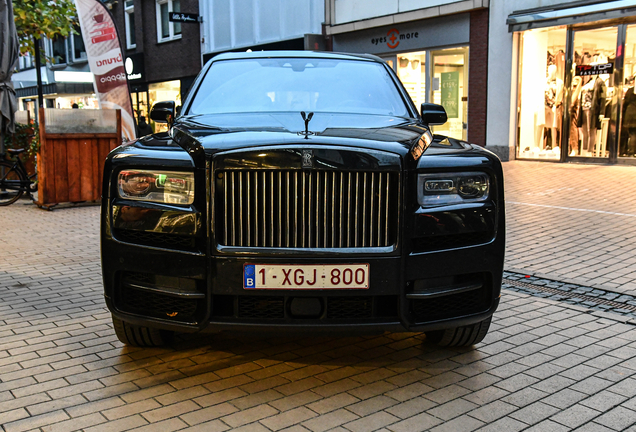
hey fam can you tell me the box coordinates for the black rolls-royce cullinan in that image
[101,51,505,348]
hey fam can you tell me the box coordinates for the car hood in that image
[136,112,480,169]
[171,112,428,156]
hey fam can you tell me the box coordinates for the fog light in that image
[425,179,454,192]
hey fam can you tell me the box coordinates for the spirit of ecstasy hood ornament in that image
[298,111,315,139]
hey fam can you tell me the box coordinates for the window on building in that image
[156,0,181,43]
[70,25,87,62]
[50,36,67,65]
[18,54,34,71]
[125,0,136,49]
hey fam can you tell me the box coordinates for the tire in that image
[0,161,26,206]
[112,315,172,347]
[426,316,492,347]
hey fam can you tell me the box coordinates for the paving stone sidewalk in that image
[1,160,636,432]
[504,161,636,294]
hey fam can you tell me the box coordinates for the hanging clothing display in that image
[569,76,583,155]
[621,85,636,156]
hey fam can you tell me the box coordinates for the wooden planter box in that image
[36,107,122,207]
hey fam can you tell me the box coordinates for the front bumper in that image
[102,229,503,335]
[102,148,504,335]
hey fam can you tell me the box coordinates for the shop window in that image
[149,80,181,132]
[431,47,468,141]
[620,25,636,159]
[131,91,149,131]
[396,51,426,109]
[517,27,566,160]
[125,0,136,49]
[156,0,181,43]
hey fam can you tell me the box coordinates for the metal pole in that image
[33,36,44,110]
[1,119,5,155]
[1,118,5,185]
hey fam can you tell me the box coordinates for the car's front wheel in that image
[425,317,492,347]
[112,315,172,347]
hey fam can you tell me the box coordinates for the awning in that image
[16,82,95,98]
[507,0,636,32]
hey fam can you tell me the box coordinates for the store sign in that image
[576,63,614,76]
[371,28,419,50]
[125,53,145,81]
[334,14,469,55]
[441,72,459,118]
[169,12,200,23]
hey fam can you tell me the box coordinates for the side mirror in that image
[150,101,176,126]
[421,103,447,125]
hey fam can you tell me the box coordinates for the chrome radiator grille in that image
[217,170,399,249]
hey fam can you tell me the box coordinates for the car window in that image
[187,58,410,117]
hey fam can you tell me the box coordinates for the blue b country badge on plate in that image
[244,264,256,288]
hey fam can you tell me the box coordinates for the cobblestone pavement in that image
[504,161,636,294]
[1,161,636,432]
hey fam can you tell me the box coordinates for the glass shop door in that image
[619,25,636,161]
[430,47,468,141]
[567,26,619,159]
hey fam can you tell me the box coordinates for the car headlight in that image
[118,170,194,204]
[417,172,489,207]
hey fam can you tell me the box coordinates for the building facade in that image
[108,0,201,133]
[324,0,489,146]
[489,0,636,165]
[199,0,324,63]
[12,30,96,121]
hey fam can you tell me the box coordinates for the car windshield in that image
[187,57,410,117]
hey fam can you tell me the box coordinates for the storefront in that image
[330,11,487,144]
[126,53,192,134]
[509,2,636,164]
[15,82,98,122]
[128,80,183,134]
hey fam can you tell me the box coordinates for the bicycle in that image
[0,148,38,206]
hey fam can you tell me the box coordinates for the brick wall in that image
[111,0,201,84]
[468,9,488,146]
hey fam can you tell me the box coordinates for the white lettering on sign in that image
[96,53,122,68]
[100,72,126,83]
[576,63,614,76]
[170,12,197,22]
[92,48,124,75]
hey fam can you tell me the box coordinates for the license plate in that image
[244,264,369,290]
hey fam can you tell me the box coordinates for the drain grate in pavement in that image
[503,278,636,312]
[502,273,636,319]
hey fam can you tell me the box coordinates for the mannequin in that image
[577,74,606,154]
[570,75,582,156]
[544,64,563,150]
[620,75,636,157]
